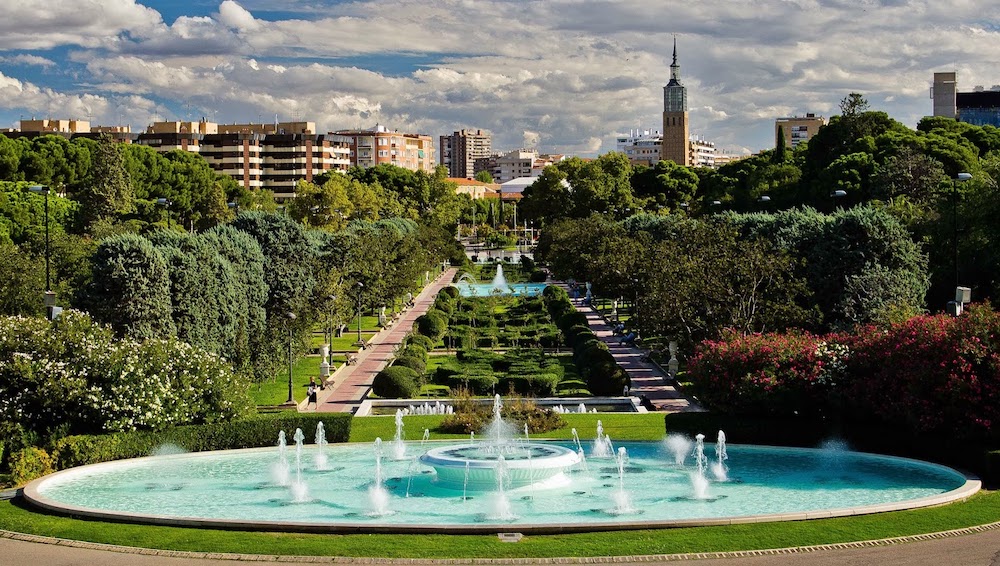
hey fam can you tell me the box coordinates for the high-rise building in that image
[774,114,826,149]
[333,124,435,172]
[933,72,1000,128]
[440,129,491,178]
[932,72,958,119]
[661,37,690,166]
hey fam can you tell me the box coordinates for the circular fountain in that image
[453,264,546,297]
[23,396,979,534]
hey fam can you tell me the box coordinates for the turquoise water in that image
[33,441,967,528]
[455,283,547,297]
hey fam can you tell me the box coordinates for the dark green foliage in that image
[406,333,435,352]
[48,413,351,470]
[439,394,565,434]
[77,134,134,228]
[81,233,175,340]
[558,311,589,333]
[529,269,548,282]
[373,366,420,398]
[441,285,460,299]
[564,323,593,348]
[393,355,426,375]
[416,309,448,339]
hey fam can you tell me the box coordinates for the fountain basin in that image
[24,442,977,534]
[419,443,581,489]
[453,283,547,297]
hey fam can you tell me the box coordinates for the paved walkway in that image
[313,268,458,413]
[556,283,702,413]
[4,521,1000,565]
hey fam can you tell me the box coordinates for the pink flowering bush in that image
[689,303,1000,439]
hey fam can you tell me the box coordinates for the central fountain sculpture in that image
[419,395,581,489]
[453,265,546,297]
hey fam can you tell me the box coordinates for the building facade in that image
[440,128,492,178]
[774,114,826,149]
[333,124,435,172]
[138,120,351,199]
[661,38,690,166]
[616,128,662,166]
[932,71,1000,127]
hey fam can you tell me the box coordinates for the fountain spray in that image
[711,430,728,481]
[314,422,328,470]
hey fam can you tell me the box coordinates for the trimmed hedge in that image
[415,309,448,340]
[393,354,426,375]
[441,285,460,299]
[406,333,435,352]
[48,413,352,471]
[373,366,420,398]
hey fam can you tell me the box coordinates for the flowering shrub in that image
[688,304,1000,439]
[0,310,253,436]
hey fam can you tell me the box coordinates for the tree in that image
[76,134,134,229]
[518,166,572,226]
[80,233,175,340]
[474,170,495,184]
[631,159,699,213]
[773,126,787,164]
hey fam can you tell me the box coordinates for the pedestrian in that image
[306,377,319,410]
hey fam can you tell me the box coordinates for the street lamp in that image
[830,190,847,211]
[356,281,364,347]
[327,294,337,346]
[285,312,296,405]
[953,172,973,289]
[156,197,172,229]
[28,185,57,318]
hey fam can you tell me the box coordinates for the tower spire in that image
[668,35,681,86]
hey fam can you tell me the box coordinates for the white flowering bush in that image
[813,340,850,387]
[0,310,252,435]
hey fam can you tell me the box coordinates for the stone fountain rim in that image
[418,442,581,470]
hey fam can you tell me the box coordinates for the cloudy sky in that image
[0,0,996,156]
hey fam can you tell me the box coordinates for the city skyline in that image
[0,0,997,157]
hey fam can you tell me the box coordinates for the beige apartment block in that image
[775,114,826,149]
[334,124,436,172]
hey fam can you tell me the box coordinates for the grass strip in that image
[2,491,998,559]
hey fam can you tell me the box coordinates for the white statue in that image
[585,281,592,303]
[667,340,679,380]
[378,306,387,326]
[320,345,330,364]
[610,299,618,320]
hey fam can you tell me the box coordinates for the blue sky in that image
[0,0,998,155]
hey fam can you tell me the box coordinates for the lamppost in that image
[953,172,973,288]
[327,294,337,346]
[285,312,296,405]
[28,185,56,318]
[830,189,847,211]
[355,281,364,347]
[156,197,172,229]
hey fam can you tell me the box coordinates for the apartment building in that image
[473,150,567,183]
[932,71,1000,127]
[440,128,492,178]
[616,128,662,167]
[333,124,435,172]
[10,119,138,143]
[138,120,351,198]
[774,114,826,149]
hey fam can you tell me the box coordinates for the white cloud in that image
[0,54,56,68]
[1,0,999,154]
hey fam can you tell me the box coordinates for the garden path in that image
[556,283,703,413]
[312,268,458,413]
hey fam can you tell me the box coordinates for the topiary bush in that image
[373,366,420,398]
[406,333,435,352]
[9,446,53,485]
[415,309,449,340]
[393,354,427,376]
[441,285,460,299]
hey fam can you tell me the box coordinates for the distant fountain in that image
[290,428,309,502]
[592,420,614,458]
[571,428,588,471]
[691,434,710,499]
[491,264,512,294]
[391,409,406,460]
[664,434,693,466]
[271,431,290,486]
[368,438,392,517]
[314,422,329,471]
[711,430,728,481]
[421,429,430,446]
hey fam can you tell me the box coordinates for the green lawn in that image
[251,355,340,406]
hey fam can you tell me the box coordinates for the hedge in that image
[393,354,427,375]
[441,286,460,299]
[372,366,420,398]
[48,413,352,471]
[406,333,435,352]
